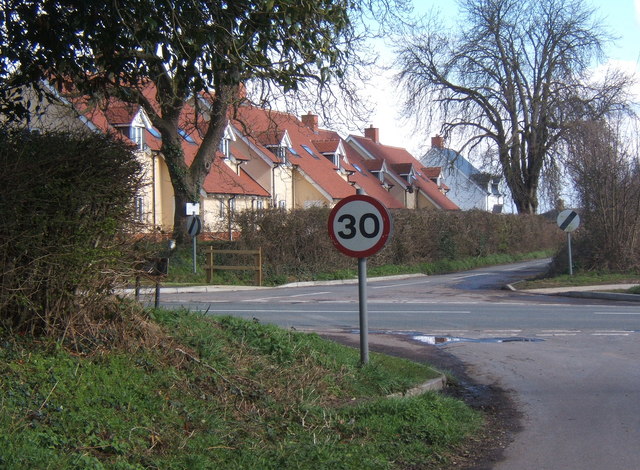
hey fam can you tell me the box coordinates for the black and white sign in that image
[557,210,580,233]
[328,194,392,258]
[186,215,202,237]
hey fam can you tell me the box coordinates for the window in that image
[219,137,230,158]
[148,127,161,138]
[288,147,300,157]
[178,128,196,144]
[134,196,144,222]
[220,199,235,218]
[279,200,286,209]
[301,145,320,159]
[130,126,144,150]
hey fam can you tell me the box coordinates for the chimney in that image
[431,135,444,149]
[301,112,318,132]
[364,125,379,143]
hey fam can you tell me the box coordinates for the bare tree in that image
[396,0,632,213]
[565,117,640,270]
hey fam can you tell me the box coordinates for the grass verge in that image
[0,311,481,469]
[515,271,640,291]
[158,249,554,286]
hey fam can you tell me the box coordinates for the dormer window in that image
[130,126,145,150]
[267,130,293,163]
[219,136,230,159]
[219,123,235,159]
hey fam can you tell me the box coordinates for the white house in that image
[421,136,504,213]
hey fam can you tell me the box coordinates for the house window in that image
[134,196,144,222]
[219,137,230,159]
[220,198,236,217]
[288,147,300,157]
[279,200,286,209]
[130,126,144,150]
[301,144,320,159]
[178,128,196,144]
[256,200,264,210]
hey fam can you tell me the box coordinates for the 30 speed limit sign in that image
[328,194,392,258]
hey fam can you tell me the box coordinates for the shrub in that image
[234,207,561,282]
[0,128,142,339]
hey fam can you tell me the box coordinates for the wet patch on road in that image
[354,329,545,345]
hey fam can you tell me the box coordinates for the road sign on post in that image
[186,215,202,273]
[557,210,580,276]
[557,210,580,233]
[328,195,392,258]
[328,194,392,364]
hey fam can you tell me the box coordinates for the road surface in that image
[149,259,640,469]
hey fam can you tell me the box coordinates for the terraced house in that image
[22,82,459,238]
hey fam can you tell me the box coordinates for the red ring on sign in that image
[328,194,392,258]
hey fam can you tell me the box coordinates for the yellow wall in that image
[202,195,269,237]
[292,171,331,208]
[416,191,438,210]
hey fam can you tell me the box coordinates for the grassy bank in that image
[1,311,481,469]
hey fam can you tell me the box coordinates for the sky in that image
[352,0,640,158]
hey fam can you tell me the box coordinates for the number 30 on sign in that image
[328,194,392,258]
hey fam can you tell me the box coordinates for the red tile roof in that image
[422,166,443,179]
[202,156,270,197]
[70,84,269,200]
[347,135,459,211]
[233,105,355,200]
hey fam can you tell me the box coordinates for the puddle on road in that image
[412,335,544,345]
[353,329,544,345]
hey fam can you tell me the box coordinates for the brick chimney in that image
[431,135,444,149]
[364,125,379,143]
[301,112,318,132]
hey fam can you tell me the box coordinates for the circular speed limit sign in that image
[328,194,392,258]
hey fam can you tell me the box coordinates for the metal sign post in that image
[328,193,392,365]
[358,257,369,364]
[186,214,202,273]
[557,210,580,276]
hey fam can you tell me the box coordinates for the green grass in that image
[0,311,481,469]
[157,249,553,287]
[516,271,640,290]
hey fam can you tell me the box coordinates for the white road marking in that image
[451,273,488,280]
[594,312,640,315]
[243,291,331,302]
[371,279,431,289]
[591,333,630,336]
[536,333,578,337]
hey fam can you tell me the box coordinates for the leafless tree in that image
[396,0,633,213]
[565,117,640,270]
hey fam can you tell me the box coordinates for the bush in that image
[0,128,142,338]
[234,207,561,283]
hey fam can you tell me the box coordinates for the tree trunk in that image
[159,138,200,246]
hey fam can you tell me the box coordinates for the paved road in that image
[150,259,640,469]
